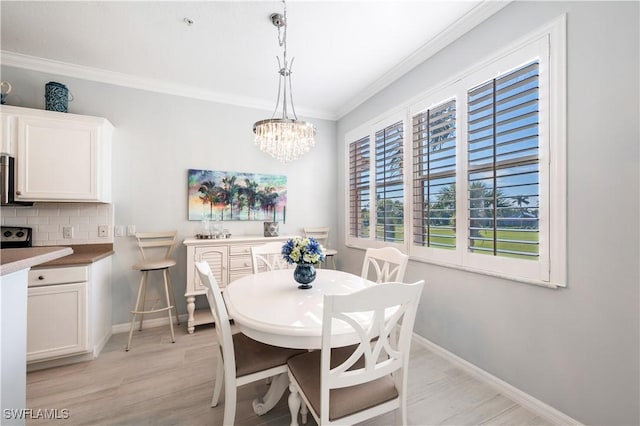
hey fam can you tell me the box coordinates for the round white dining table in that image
[223,268,377,417]
[223,268,376,350]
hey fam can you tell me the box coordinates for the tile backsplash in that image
[1,203,114,245]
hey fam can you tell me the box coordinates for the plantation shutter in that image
[375,121,404,243]
[348,136,371,238]
[467,61,540,259]
[412,99,457,249]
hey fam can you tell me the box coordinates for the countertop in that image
[0,247,73,276]
[35,243,114,267]
[1,244,114,275]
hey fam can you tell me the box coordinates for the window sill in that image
[344,243,561,289]
[409,255,562,289]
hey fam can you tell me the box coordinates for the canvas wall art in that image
[188,169,287,221]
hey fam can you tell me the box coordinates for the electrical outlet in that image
[98,225,109,238]
[127,225,136,236]
[114,225,125,237]
[63,226,73,239]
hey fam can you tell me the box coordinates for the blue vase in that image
[294,264,316,289]
[45,82,70,112]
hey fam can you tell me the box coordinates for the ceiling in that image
[0,1,505,120]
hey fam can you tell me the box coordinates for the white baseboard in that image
[112,313,189,334]
[27,351,94,372]
[93,330,112,357]
[412,333,582,426]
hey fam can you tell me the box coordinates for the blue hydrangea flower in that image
[281,236,326,265]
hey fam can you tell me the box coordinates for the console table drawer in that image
[229,245,253,256]
[229,255,252,272]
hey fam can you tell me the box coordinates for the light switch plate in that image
[63,226,73,239]
[127,225,136,236]
[98,225,109,237]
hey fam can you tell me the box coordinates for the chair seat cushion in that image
[324,249,338,256]
[287,346,399,421]
[132,259,176,271]
[233,333,305,377]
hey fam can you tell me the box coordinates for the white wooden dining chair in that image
[126,231,180,351]
[195,262,305,426]
[303,227,338,269]
[251,241,292,273]
[286,280,425,426]
[361,247,409,283]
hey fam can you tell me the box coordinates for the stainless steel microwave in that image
[0,154,33,206]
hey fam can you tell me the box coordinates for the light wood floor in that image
[27,324,551,426]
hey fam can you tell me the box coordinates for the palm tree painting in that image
[188,169,287,221]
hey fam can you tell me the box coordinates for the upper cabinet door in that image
[0,110,17,155]
[13,108,113,202]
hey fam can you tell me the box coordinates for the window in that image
[347,116,406,249]
[375,121,404,243]
[412,99,457,250]
[345,17,566,287]
[348,136,370,239]
[467,61,540,260]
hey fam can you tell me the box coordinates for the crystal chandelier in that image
[253,0,316,164]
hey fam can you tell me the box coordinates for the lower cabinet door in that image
[194,246,227,289]
[27,282,89,362]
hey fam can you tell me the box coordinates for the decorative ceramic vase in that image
[45,82,71,112]
[294,264,316,289]
[0,81,11,105]
[263,221,279,237]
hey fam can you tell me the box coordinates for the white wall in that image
[0,65,338,326]
[337,2,638,425]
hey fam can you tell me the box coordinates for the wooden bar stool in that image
[126,231,180,351]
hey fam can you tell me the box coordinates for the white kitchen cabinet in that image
[27,281,88,362]
[1,105,113,202]
[0,108,17,155]
[27,257,112,368]
[27,266,88,362]
[183,236,290,333]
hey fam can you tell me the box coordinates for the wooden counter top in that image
[0,247,73,276]
[1,244,114,275]
[35,243,114,267]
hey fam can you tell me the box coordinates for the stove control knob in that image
[16,231,24,238]
[3,230,11,237]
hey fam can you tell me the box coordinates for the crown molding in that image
[0,50,336,121]
[335,0,511,119]
[1,1,508,123]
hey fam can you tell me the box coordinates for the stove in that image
[1,226,33,248]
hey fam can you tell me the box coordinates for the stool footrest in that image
[131,306,174,315]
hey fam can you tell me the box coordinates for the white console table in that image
[183,235,291,334]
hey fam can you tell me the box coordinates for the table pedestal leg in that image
[252,372,289,416]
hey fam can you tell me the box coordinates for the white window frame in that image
[458,43,548,283]
[344,16,566,288]
[345,113,409,251]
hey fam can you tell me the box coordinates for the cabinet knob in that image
[16,191,22,195]
[38,275,44,280]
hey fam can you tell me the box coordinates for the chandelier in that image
[253,0,316,164]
